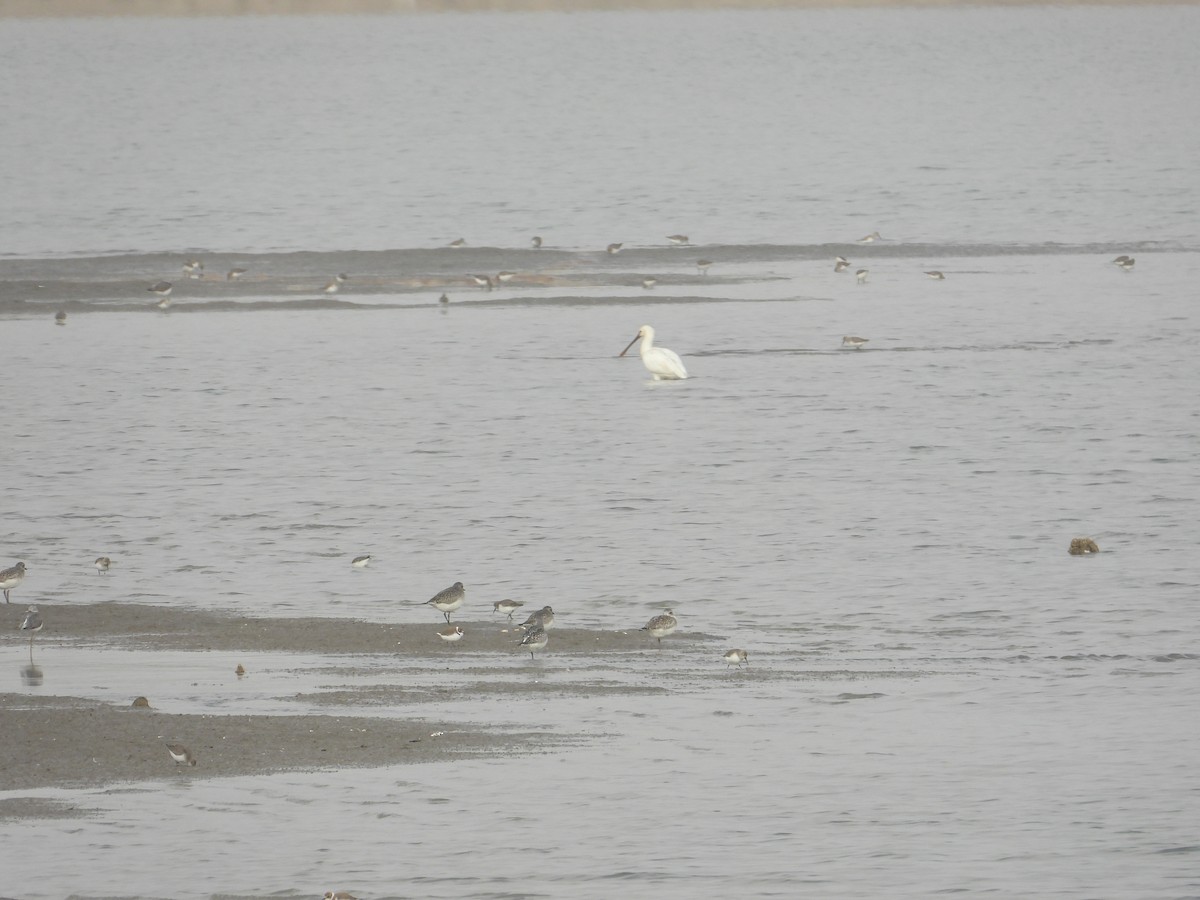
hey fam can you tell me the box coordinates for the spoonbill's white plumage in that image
[619,325,688,381]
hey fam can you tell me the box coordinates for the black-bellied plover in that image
[425,582,465,622]
[641,609,678,646]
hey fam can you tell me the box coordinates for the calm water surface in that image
[2,6,1199,900]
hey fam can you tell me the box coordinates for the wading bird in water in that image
[619,325,688,380]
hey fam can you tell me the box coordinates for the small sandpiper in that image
[1,561,27,603]
[642,609,678,646]
[1116,256,1135,271]
[496,271,516,283]
[924,270,945,280]
[834,256,850,273]
[324,891,357,899]
[531,235,543,249]
[227,267,247,280]
[723,648,749,667]
[857,231,882,243]
[95,556,111,574]
[519,625,548,660]
[493,598,524,620]
[842,335,869,350]
[182,259,203,279]
[437,624,465,642]
[20,605,43,646]
[322,275,347,294]
[148,281,173,304]
[351,555,371,568]
[518,605,554,632]
[439,293,450,305]
[696,259,713,275]
[855,268,869,285]
[166,742,197,767]
[470,274,495,291]
[425,581,465,622]
[642,277,658,289]
[1112,255,1133,266]
[606,242,623,255]
[667,234,689,245]
[448,237,466,248]
[54,310,67,325]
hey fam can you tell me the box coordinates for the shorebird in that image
[924,270,945,280]
[425,581,465,622]
[641,609,678,646]
[619,325,688,380]
[148,281,173,302]
[1112,255,1132,266]
[166,743,197,767]
[470,274,495,291]
[696,259,712,275]
[448,238,466,248]
[519,625,548,660]
[322,276,346,295]
[1116,256,1135,271]
[723,648,749,667]
[531,235,543,249]
[1,561,26,603]
[834,256,850,273]
[437,624,465,642]
[323,892,357,900]
[227,267,247,280]
[857,231,882,243]
[496,271,516,283]
[517,605,554,632]
[235,664,246,677]
[642,277,658,289]
[439,293,450,306]
[20,605,42,647]
[493,598,524,620]
[95,556,111,575]
[351,555,371,568]
[606,242,623,255]
[667,234,689,245]
[182,259,203,279]
[54,310,67,325]
[855,268,869,285]
[842,335,869,350]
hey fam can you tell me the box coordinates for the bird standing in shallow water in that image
[1,561,26,603]
[842,336,869,350]
[619,325,688,380]
[20,606,42,647]
[95,556,111,574]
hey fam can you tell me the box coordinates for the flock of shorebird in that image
[412,577,734,667]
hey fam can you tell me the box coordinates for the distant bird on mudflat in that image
[54,310,67,325]
[606,242,623,255]
[518,625,548,660]
[696,259,712,275]
[496,271,516,283]
[855,268,869,285]
[517,605,554,632]
[842,335,869,350]
[166,742,197,767]
[531,235,543,249]
[148,281,173,304]
[437,624,465,642]
[425,581,465,622]
[641,609,678,646]
[227,267,247,280]
[924,270,945,280]
[448,238,466,248]
[182,259,203,279]
[351,555,371,568]
[470,274,495,291]
[1,561,27,603]
[95,556,111,574]
[857,231,882,243]
[667,234,689,245]
[1115,256,1135,271]
[834,256,850,273]
[439,293,450,306]
[723,648,749,667]
[642,277,658,290]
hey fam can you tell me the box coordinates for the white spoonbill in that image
[619,325,688,380]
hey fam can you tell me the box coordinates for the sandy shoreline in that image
[1,602,712,805]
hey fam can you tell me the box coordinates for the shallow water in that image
[2,6,1200,900]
